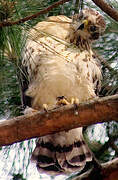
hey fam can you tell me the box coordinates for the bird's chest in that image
[25,37,98,108]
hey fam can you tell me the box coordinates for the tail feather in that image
[65,141,92,166]
[31,142,56,167]
[31,128,92,175]
[56,151,84,173]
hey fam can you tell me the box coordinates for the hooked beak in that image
[77,19,89,30]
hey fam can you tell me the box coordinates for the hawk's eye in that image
[90,25,96,32]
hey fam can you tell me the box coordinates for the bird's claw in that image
[56,96,70,105]
[42,104,49,111]
[56,96,79,106]
[70,97,79,105]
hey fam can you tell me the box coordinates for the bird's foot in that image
[56,96,70,105]
[42,97,80,111]
[42,103,50,111]
[70,97,79,105]
[56,96,79,106]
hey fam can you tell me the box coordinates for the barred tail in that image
[31,127,92,175]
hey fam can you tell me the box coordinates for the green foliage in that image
[94,21,118,95]
[0,0,118,179]
[0,0,16,21]
[0,60,21,117]
[12,173,26,180]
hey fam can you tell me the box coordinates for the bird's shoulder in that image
[28,15,72,41]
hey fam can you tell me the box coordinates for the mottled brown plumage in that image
[22,8,106,175]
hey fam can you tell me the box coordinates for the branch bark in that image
[0,94,118,146]
[78,158,118,180]
[92,0,118,21]
[102,157,118,180]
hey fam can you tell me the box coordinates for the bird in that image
[22,8,106,175]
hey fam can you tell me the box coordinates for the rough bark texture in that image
[92,0,118,21]
[0,94,118,146]
[78,158,118,180]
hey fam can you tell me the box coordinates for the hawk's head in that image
[72,8,106,41]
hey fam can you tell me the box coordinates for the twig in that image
[92,0,118,21]
[0,0,70,27]
[0,94,118,146]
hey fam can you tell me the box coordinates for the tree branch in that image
[0,0,70,27]
[102,157,118,176]
[92,0,118,21]
[78,157,118,180]
[0,94,118,146]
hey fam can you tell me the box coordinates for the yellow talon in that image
[56,96,70,105]
[57,99,70,105]
[70,97,74,104]
[43,104,48,110]
[70,97,79,104]
[75,97,79,104]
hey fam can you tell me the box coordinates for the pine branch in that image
[0,94,118,146]
[92,0,118,21]
[0,0,70,27]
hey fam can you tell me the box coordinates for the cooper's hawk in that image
[22,8,106,175]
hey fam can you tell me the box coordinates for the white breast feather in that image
[23,16,101,109]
